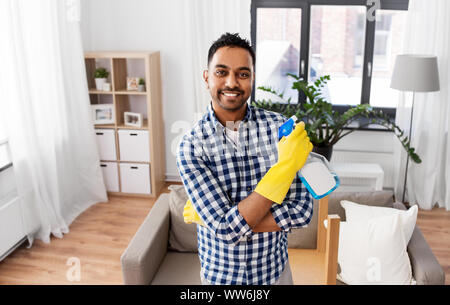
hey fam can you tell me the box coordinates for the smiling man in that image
[176,33,313,285]
[203,43,252,117]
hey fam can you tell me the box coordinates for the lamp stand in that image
[402,91,415,203]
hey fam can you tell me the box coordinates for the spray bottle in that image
[278,116,340,199]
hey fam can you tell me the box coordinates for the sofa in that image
[120,185,445,285]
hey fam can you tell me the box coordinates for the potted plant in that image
[252,74,421,163]
[138,78,146,92]
[94,67,109,91]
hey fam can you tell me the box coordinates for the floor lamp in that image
[390,54,440,203]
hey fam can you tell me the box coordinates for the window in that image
[255,8,302,103]
[251,0,409,118]
[309,5,367,106]
[370,9,407,108]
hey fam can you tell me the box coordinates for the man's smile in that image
[222,92,239,97]
[219,89,243,99]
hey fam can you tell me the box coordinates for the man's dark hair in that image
[207,33,255,67]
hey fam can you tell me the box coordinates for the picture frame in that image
[124,112,143,128]
[91,104,115,124]
[126,77,139,91]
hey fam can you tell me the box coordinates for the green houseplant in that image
[138,78,146,92]
[252,74,421,163]
[94,67,109,90]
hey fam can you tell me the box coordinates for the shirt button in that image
[247,187,251,192]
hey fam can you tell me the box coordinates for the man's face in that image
[203,46,254,112]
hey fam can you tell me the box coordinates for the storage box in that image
[95,129,117,161]
[100,162,119,192]
[120,163,151,194]
[118,130,150,162]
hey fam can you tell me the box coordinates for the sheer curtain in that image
[0,0,107,244]
[394,0,450,210]
[182,0,251,114]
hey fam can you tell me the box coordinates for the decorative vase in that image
[313,145,333,162]
[138,84,145,92]
[95,78,107,90]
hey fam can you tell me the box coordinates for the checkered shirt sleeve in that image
[271,174,314,233]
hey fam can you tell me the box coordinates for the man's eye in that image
[239,72,250,78]
[216,70,226,76]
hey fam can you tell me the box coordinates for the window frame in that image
[251,0,409,124]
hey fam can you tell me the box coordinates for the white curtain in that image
[0,0,107,244]
[182,0,251,115]
[394,0,450,210]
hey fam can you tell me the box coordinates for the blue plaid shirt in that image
[176,102,313,285]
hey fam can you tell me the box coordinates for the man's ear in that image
[203,70,209,89]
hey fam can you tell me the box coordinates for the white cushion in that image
[337,214,414,285]
[340,200,418,243]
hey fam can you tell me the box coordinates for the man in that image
[176,33,313,285]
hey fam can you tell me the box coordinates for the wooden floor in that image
[0,186,171,285]
[415,207,450,284]
[0,183,449,285]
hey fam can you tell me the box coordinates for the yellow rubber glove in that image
[183,199,205,226]
[254,121,313,204]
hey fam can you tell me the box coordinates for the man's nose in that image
[225,73,238,88]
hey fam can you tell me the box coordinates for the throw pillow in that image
[340,200,418,244]
[167,184,198,252]
[288,190,394,249]
[337,214,414,285]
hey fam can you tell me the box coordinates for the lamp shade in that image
[390,54,440,92]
